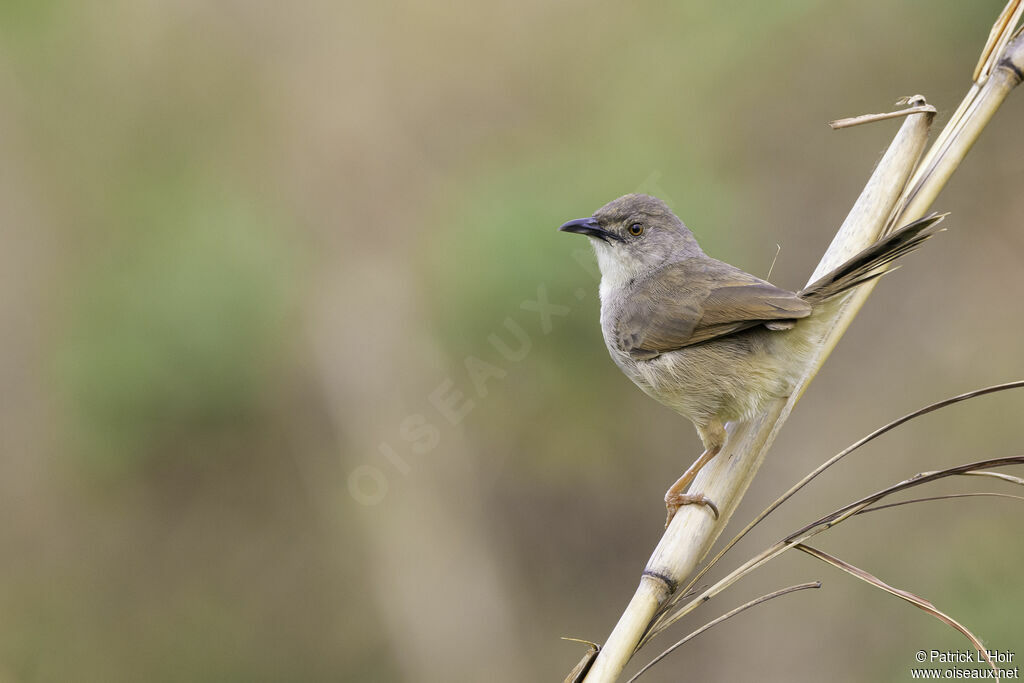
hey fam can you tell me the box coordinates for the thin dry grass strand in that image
[563,639,602,683]
[626,582,822,683]
[858,492,1024,515]
[961,470,1024,486]
[829,101,937,129]
[765,243,782,280]
[786,455,1024,541]
[796,545,999,674]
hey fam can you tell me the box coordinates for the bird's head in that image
[559,194,703,285]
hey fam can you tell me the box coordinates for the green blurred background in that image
[1,1,1022,681]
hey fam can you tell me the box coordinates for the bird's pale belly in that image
[604,326,803,430]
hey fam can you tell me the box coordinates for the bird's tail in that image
[799,212,947,304]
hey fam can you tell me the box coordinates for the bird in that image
[559,194,944,525]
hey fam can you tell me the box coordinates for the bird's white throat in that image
[593,240,646,305]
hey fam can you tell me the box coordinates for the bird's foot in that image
[664,492,720,527]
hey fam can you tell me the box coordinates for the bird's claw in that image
[664,492,720,527]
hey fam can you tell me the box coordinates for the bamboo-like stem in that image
[900,34,1024,222]
[576,24,1024,683]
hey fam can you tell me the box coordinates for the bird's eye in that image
[628,223,644,236]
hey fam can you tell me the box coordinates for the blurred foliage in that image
[55,179,298,471]
[0,2,1021,682]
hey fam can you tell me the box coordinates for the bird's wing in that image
[614,259,811,359]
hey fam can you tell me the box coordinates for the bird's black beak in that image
[558,217,622,243]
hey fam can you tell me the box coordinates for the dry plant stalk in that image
[574,12,1024,683]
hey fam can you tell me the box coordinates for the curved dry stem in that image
[858,491,1024,515]
[796,545,999,674]
[785,455,1024,540]
[961,470,1024,486]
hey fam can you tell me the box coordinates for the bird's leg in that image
[664,421,726,526]
[664,446,721,525]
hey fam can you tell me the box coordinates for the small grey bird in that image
[560,194,944,523]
